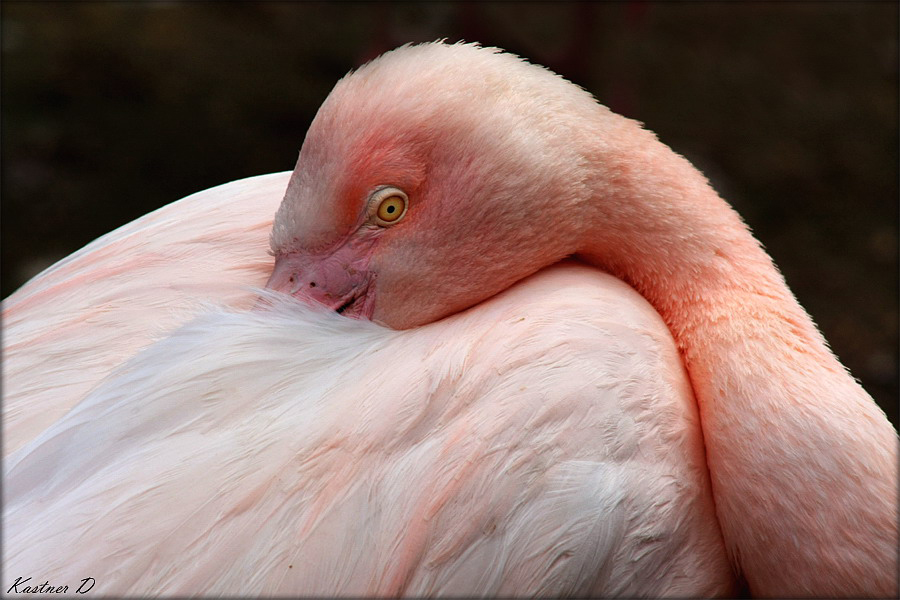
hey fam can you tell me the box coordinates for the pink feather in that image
[4,42,896,597]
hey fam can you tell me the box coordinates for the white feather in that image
[4,263,732,596]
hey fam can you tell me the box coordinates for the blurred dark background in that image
[2,2,897,426]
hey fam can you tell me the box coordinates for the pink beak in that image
[264,239,377,318]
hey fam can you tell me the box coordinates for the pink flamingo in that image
[3,43,896,597]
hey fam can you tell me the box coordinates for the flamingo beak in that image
[265,239,377,319]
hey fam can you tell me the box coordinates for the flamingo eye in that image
[377,196,405,222]
[371,187,408,226]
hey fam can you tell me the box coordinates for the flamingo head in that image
[267,42,603,329]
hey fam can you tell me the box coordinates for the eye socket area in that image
[369,186,408,226]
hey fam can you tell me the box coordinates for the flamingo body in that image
[4,42,896,597]
[5,208,732,594]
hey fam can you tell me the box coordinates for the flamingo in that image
[3,42,896,597]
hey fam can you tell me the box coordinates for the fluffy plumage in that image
[5,260,732,596]
[4,41,897,597]
[3,173,285,456]
[269,42,898,596]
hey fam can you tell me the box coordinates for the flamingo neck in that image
[575,121,898,596]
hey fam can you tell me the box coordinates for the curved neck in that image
[575,118,898,596]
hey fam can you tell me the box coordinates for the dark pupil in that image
[386,205,395,214]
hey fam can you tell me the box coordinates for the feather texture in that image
[3,173,286,456]
[6,41,895,597]
[5,260,733,596]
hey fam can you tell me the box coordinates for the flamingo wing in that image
[5,245,733,595]
[2,172,289,456]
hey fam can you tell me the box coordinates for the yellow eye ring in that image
[371,187,408,226]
